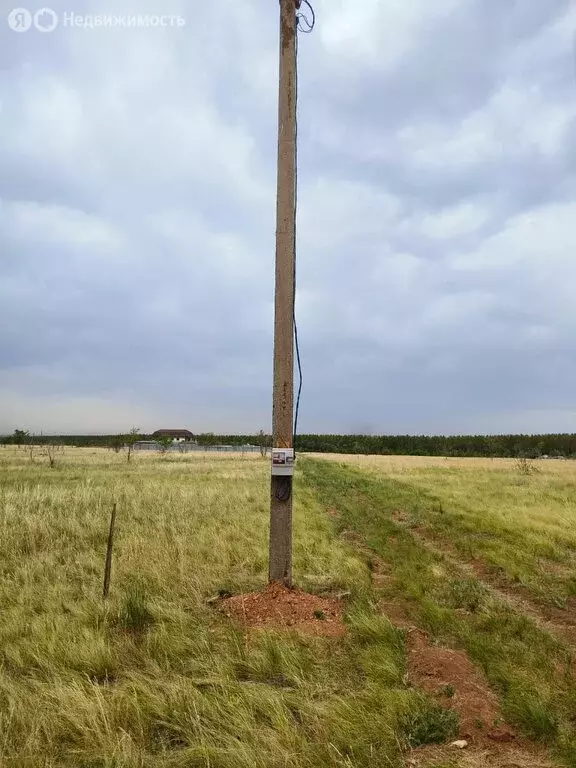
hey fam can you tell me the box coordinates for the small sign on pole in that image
[271,448,295,476]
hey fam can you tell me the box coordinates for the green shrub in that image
[403,697,459,747]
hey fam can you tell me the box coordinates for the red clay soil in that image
[408,629,515,745]
[220,582,346,637]
[380,601,515,747]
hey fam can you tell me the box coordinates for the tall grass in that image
[316,454,576,605]
[303,458,576,766]
[0,447,449,767]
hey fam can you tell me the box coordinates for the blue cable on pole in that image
[292,1,315,454]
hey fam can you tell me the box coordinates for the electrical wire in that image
[292,27,301,454]
[292,0,315,458]
[297,0,315,33]
[275,476,292,501]
[273,1,314,498]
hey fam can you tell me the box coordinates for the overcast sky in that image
[1,0,575,435]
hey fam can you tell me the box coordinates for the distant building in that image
[152,429,195,444]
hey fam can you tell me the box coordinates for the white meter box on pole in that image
[271,448,295,476]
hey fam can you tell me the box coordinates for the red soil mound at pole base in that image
[220,582,346,637]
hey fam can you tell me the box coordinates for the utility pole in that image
[269,0,300,586]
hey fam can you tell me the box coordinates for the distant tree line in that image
[292,433,576,458]
[194,433,576,458]
[3,431,576,458]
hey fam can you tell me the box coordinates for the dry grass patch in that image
[0,446,471,767]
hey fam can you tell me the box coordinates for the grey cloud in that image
[1,0,575,434]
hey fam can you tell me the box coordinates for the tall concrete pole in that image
[269,0,299,586]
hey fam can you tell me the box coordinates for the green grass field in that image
[0,447,575,767]
[317,454,576,606]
